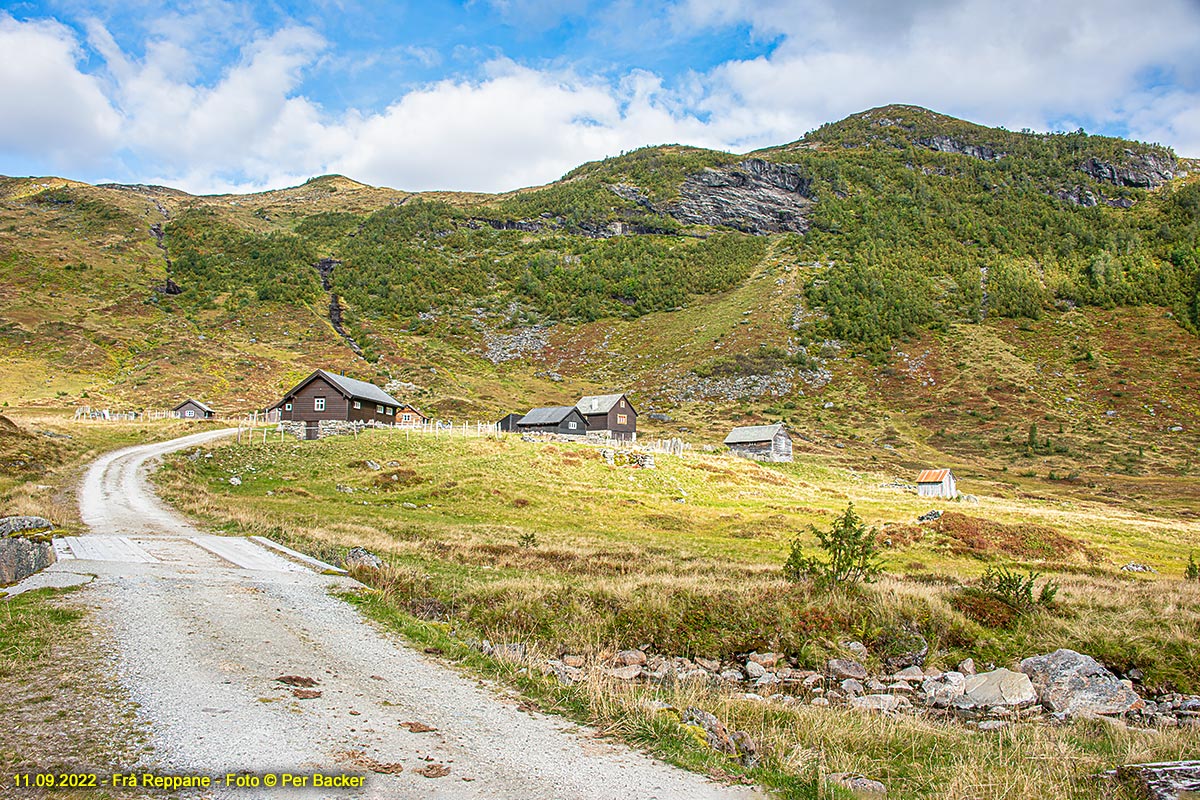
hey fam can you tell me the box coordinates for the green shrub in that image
[783,503,882,588]
[1186,552,1199,582]
[976,565,1057,612]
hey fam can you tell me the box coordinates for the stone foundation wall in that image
[0,516,56,584]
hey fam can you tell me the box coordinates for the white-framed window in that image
[386,407,394,416]
[617,414,627,425]
[402,413,412,422]
[376,404,384,413]
[314,397,326,412]
[285,402,293,412]
[185,409,195,418]
[568,421,577,429]
[353,400,361,409]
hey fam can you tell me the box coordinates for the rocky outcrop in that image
[1019,649,1144,717]
[950,668,1038,712]
[1115,760,1200,800]
[669,159,816,234]
[0,516,56,584]
[1079,151,1177,189]
[917,135,1003,162]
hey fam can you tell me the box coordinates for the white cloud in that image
[4,2,1200,195]
[0,14,121,170]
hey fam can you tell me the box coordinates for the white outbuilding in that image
[916,469,957,498]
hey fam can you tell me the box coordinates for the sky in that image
[1,0,1199,195]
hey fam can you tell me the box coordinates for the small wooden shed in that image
[516,406,588,436]
[172,399,215,419]
[724,423,792,462]
[916,469,957,498]
[496,413,524,432]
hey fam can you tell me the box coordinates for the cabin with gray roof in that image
[172,399,215,419]
[516,406,588,436]
[724,423,792,462]
[271,369,407,439]
[575,393,637,441]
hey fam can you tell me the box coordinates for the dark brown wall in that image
[582,396,637,440]
[279,376,350,422]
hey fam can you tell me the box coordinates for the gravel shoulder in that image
[48,432,763,799]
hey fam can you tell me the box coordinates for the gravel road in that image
[49,431,763,799]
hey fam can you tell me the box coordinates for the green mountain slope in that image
[2,105,1198,504]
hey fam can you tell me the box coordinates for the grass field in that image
[150,428,1200,799]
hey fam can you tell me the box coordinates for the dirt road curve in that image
[46,432,763,799]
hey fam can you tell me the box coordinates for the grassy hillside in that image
[1,104,1197,502]
[152,428,1200,799]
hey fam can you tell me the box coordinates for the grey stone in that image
[0,516,54,537]
[1019,649,1145,716]
[921,671,967,708]
[0,520,56,584]
[892,665,925,680]
[745,660,767,679]
[228,476,242,486]
[683,707,736,755]
[343,546,383,570]
[977,720,1008,732]
[850,694,901,713]
[606,665,643,681]
[747,651,784,668]
[827,773,887,798]
[841,678,864,696]
[842,640,869,659]
[810,697,830,707]
[952,669,1037,711]
[958,658,976,676]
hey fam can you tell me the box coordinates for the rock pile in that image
[531,643,1200,730]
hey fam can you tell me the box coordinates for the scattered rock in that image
[606,665,644,681]
[400,721,437,733]
[228,476,242,486]
[615,649,647,667]
[343,547,383,570]
[958,658,976,676]
[291,688,321,699]
[414,764,451,778]
[745,660,767,679]
[977,720,1008,732]
[1019,649,1144,717]
[1114,760,1200,800]
[1120,562,1158,574]
[850,694,902,714]
[827,772,887,797]
[922,671,967,708]
[276,675,318,687]
[364,460,381,471]
[684,707,737,755]
[842,641,869,659]
[828,659,868,681]
[748,652,785,668]
[841,678,864,696]
[917,509,943,523]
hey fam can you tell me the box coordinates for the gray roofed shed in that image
[724,423,793,462]
[519,406,579,425]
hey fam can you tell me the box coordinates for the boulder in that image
[343,546,383,570]
[1019,649,1144,717]
[744,660,767,679]
[841,678,864,696]
[827,773,887,798]
[952,668,1037,712]
[747,652,784,668]
[828,658,868,681]
[684,707,736,755]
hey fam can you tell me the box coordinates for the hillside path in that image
[45,430,763,799]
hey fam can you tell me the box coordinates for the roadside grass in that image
[149,429,1200,797]
[0,588,151,799]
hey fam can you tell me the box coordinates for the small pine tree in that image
[783,503,882,588]
[1186,552,1200,582]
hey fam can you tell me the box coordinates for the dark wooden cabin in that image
[575,393,637,441]
[271,369,405,438]
[396,404,427,427]
[516,406,588,436]
[724,423,793,462]
[172,399,215,419]
[496,413,524,432]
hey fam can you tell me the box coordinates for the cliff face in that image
[607,159,812,235]
[1079,151,1178,189]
